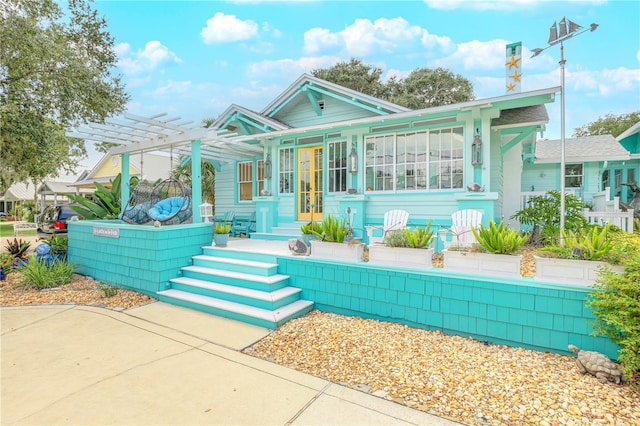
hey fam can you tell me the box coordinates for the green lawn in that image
[0,223,36,238]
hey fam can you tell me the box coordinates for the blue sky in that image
[79,0,639,169]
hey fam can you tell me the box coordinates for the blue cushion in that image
[148,197,186,221]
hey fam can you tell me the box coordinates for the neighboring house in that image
[520,124,640,213]
[210,73,559,239]
[68,152,176,191]
[0,181,36,216]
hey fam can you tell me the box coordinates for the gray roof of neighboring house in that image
[535,134,630,163]
[0,182,35,201]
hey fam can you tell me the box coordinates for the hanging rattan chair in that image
[146,177,192,225]
[120,180,155,225]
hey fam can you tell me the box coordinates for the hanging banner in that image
[505,42,522,94]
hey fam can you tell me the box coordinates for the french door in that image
[298,146,323,221]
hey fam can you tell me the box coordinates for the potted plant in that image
[213,222,231,247]
[534,224,623,286]
[368,220,435,269]
[443,220,527,278]
[310,214,364,261]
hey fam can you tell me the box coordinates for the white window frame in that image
[327,140,348,193]
[364,126,464,192]
[278,147,294,194]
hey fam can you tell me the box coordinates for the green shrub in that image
[18,256,75,290]
[100,282,119,297]
[384,229,410,247]
[511,191,587,244]
[587,238,640,385]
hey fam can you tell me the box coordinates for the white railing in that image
[584,209,635,232]
[591,187,620,212]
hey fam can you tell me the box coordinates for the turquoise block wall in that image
[277,257,618,359]
[67,221,212,296]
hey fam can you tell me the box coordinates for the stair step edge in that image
[170,277,301,301]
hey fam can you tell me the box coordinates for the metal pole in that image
[559,43,566,245]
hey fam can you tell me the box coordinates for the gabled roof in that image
[534,135,630,163]
[260,74,411,119]
[0,181,35,202]
[214,104,290,135]
[247,86,559,141]
[616,121,640,141]
[37,181,84,195]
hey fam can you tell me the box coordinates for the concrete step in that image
[180,265,290,292]
[169,276,302,310]
[191,255,278,277]
[156,289,314,329]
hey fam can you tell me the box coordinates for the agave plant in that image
[471,221,527,255]
[310,214,348,243]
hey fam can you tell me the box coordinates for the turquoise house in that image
[65,75,622,359]
[211,74,560,241]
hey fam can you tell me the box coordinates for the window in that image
[327,140,347,193]
[257,160,265,195]
[279,148,294,194]
[238,162,253,201]
[565,164,583,188]
[364,127,464,192]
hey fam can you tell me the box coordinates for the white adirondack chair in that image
[366,209,409,245]
[439,209,483,248]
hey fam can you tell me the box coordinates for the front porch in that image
[68,219,619,360]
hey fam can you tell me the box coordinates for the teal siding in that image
[277,257,618,359]
[278,96,376,128]
[67,221,212,296]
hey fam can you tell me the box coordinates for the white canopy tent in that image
[67,113,264,222]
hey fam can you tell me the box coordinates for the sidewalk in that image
[1,302,461,425]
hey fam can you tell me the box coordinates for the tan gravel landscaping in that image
[246,310,640,426]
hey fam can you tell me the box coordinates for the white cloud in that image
[152,80,192,97]
[116,41,181,76]
[303,17,450,57]
[200,12,259,44]
[247,56,342,77]
[434,39,510,71]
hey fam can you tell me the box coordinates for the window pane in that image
[279,148,294,194]
[327,141,347,193]
[238,162,253,201]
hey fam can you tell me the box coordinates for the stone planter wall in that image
[443,250,522,279]
[310,240,364,262]
[368,246,434,270]
[534,256,623,286]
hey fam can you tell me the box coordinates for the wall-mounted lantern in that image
[471,130,483,166]
[199,202,213,222]
[264,154,272,179]
[349,143,358,173]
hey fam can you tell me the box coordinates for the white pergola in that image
[67,113,265,222]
